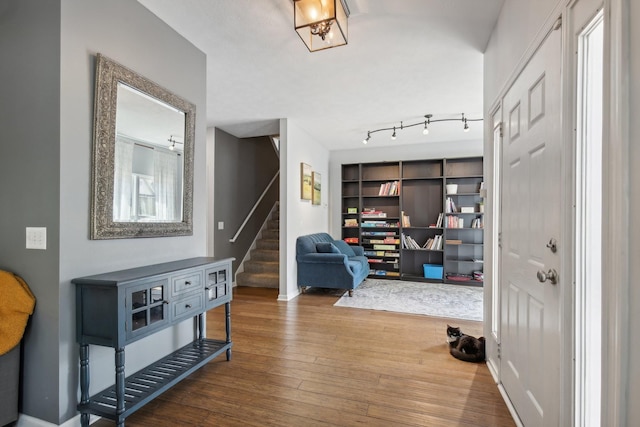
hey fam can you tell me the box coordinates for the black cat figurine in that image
[446,325,485,363]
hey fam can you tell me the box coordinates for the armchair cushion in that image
[316,242,340,254]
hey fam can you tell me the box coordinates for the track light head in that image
[391,127,396,140]
[363,131,371,144]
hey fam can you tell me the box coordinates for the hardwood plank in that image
[91,286,514,426]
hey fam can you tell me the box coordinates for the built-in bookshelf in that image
[341,157,483,285]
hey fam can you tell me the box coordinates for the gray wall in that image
[0,0,62,423]
[214,129,279,272]
[1,0,207,424]
[628,1,639,423]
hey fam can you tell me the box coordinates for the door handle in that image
[537,269,558,285]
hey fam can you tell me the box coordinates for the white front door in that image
[500,24,563,426]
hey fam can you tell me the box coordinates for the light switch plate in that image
[26,227,47,250]
[217,221,224,230]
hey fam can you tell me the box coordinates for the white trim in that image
[277,288,300,301]
[16,413,100,427]
[572,6,604,426]
[497,384,524,427]
[600,0,630,425]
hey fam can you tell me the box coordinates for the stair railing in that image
[229,171,279,243]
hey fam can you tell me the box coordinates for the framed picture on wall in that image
[312,171,321,205]
[301,163,312,200]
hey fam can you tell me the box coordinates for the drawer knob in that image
[185,304,192,309]
[185,281,191,285]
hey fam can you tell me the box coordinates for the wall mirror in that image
[91,54,195,239]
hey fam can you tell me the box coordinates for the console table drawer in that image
[172,293,203,321]
[172,271,203,296]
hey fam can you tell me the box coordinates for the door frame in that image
[599,0,629,425]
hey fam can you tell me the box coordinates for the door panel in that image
[500,24,562,427]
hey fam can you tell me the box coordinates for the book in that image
[373,244,396,250]
[401,211,411,227]
[344,218,358,227]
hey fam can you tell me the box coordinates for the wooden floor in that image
[93,286,515,426]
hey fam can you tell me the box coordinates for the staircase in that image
[236,207,279,288]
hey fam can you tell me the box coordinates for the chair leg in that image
[348,290,353,297]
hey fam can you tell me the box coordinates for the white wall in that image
[483,0,562,104]
[279,119,330,300]
[329,140,483,238]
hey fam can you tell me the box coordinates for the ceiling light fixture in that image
[294,0,349,52]
[167,135,183,151]
[362,113,482,144]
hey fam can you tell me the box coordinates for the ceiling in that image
[137,0,504,151]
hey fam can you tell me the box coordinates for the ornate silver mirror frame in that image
[91,54,195,239]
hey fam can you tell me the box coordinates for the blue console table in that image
[73,257,233,426]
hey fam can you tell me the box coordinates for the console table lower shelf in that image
[79,338,231,424]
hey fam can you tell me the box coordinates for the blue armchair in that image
[296,233,369,296]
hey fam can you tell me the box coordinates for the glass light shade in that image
[294,0,348,52]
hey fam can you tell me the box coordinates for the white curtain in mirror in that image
[113,138,134,221]
[153,150,181,221]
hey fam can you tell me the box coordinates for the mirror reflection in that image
[114,83,185,223]
[90,53,195,239]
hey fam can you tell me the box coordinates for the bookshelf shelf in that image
[342,157,483,284]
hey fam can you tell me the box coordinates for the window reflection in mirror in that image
[113,83,185,223]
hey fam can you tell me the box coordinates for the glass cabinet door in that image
[127,281,168,339]
[205,267,229,307]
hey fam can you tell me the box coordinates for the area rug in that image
[333,279,483,321]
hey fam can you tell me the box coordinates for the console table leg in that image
[115,347,125,426]
[79,344,90,427]
[198,313,205,341]
[225,302,232,360]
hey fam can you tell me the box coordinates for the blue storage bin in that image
[423,264,443,279]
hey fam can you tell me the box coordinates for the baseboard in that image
[486,356,499,383]
[277,288,300,301]
[16,413,100,427]
[497,384,524,427]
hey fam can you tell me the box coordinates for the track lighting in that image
[362,113,482,144]
[167,135,183,151]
